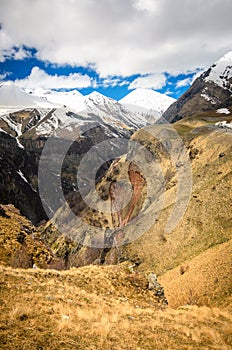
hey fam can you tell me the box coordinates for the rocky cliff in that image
[0,107,133,223]
[163,51,232,122]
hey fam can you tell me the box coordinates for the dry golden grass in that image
[0,264,231,350]
[159,239,232,310]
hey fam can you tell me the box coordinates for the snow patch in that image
[216,108,230,115]
[215,120,232,129]
[16,138,24,149]
[27,88,85,111]
[201,93,217,104]
[17,170,28,183]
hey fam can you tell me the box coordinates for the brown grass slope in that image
[0,264,232,350]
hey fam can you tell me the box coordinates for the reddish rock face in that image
[107,163,147,248]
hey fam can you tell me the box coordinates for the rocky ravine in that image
[41,111,232,309]
[0,107,136,224]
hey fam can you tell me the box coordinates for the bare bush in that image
[10,246,33,268]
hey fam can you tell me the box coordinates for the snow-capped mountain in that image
[80,91,148,128]
[119,88,176,115]
[204,51,232,91]
[29,87,174,125]
[0,83,150,138]
[25,89,149,129]
[26,88,85,111]
[163,51,232,122]
[0,82,57,110]
[1,83,170,224]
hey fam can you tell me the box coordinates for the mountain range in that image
[0,82,175,124]
[0,51,232,350]
[0,51,232,223]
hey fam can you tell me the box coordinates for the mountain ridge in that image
[1,82,175,124]
[163,50,232,122]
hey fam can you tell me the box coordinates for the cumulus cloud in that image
[101,77,129,88]
[0,71,11,81]
[176,77,192,88]
[0,0,231,77]
[0,28,32,62]
[15,66,93,89]
[129,73,166,89]
[0,73,7,81]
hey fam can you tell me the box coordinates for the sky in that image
[0,0,231,100]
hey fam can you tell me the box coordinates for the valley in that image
[0,51,232,349]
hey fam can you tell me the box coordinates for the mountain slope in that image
[26,88,85,110]
[163,51,232,122]
[0,82,56,110]
[80,91,148,128]
[0,264,231,350]
[0,204,56,268]
[0,105,134,223]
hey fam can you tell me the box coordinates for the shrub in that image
[10,246,33,268]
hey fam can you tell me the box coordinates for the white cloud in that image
[0,28,32,62]
[0,73,7,81]
[0,0,231,77]
[0,71,11,81]
[176,77,192,88]
[13,47,31,60]
[101,77,129,88]
[165,90,174,95]
[133,0,160,12]
[129,73,166,89]
[15,66,93,89]
[0,29,13,62]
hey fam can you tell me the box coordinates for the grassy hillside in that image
[0,264,231,350]
[120,120,231,254]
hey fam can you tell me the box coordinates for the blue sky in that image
[0,52,201,100]
[0,0,231,101]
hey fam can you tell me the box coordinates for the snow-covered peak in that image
[0,82,56,109]
[223,51,232,60]
[81,91,147,128]
[205,50,232,91]
[84,91,116,105]
[27,88,85,111]
[119,88,176,115]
